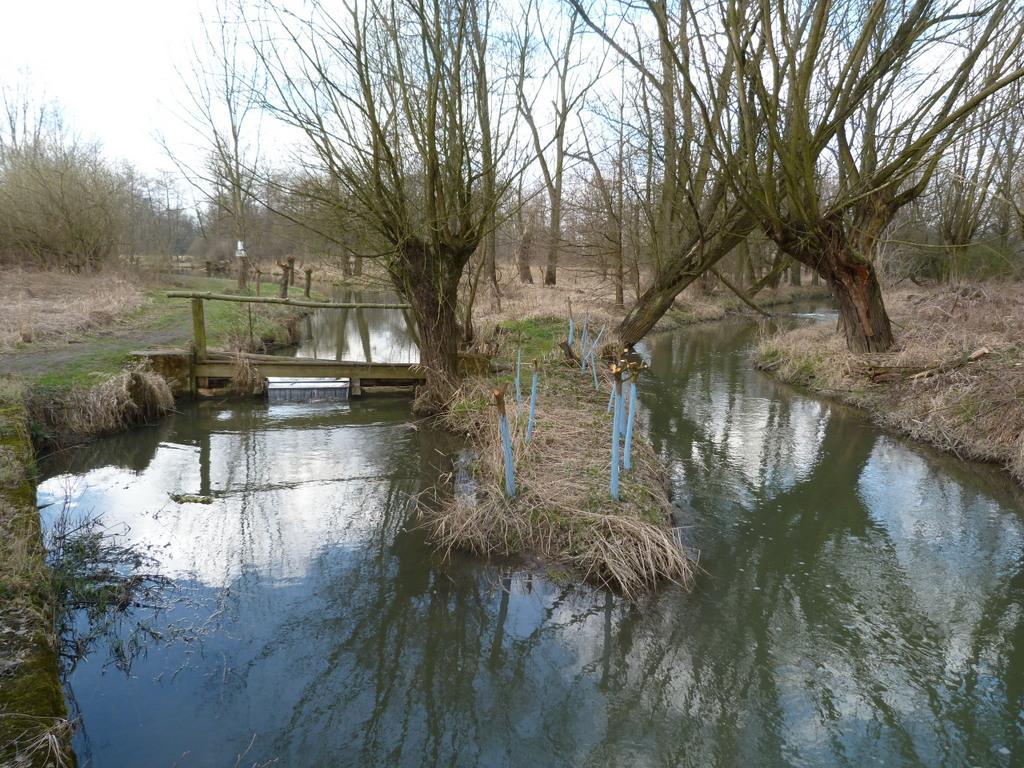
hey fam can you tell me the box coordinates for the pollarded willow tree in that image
[696,0,1024,351]
[251,0,514,412]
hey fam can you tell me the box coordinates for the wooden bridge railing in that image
[165,291,412,361]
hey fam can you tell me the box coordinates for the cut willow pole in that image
[525,360,539,443]
[494,386,516,498]
[584,326,605,378]
[610,367,624,501]
[623,373,638,471]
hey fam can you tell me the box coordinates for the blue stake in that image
[580,319,589,368]
[494,387,516,498]
[623,377,638,471]
[607,383,615,413]
[514,348,523,404]
[587,326,606,389]
[568,317,575,347]
[526,362,539,443]
[610,374,623,500]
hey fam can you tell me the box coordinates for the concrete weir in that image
[267,377,351,403]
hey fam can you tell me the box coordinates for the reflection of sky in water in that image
[39,314,1024,767]
[38,404,422,588]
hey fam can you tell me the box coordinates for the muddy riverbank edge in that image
[755,283,1024,485]
[0,380,71,767]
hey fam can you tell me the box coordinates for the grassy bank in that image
[756,283,1024,484]
[3,271,319,447]
[425,317,695,597]
[0,380,71,767]
[6,272,306,391]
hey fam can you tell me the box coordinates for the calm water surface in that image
[38,307,1024,767]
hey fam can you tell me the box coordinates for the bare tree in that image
[173,0,263,290]
[696,0,1024,351]
[251,0,513,412]
[572,0,755,345]
[515,0,593,286]
[935,101,1005,282]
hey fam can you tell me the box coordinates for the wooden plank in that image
[166,291,411,310]
[194,361,425,381]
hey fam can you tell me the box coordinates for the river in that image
[37,303,1024,767]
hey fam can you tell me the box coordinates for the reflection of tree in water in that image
[628,320,1024,765]
[294,289,419,364]
[120,337,1022,766]
[44,318,1024,766]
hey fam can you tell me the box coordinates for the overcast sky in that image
[0,0,215,177]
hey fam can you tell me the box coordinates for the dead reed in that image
[427,347,695,598]
[231,352,265,395]
[30,364,175,444]
[757,282,1024,483]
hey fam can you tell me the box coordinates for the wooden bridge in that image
[134,291,425,397]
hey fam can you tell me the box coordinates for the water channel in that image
[37,302,1024,767]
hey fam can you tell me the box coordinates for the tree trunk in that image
[789,262,802,287]
[614,236,624,307]
[830,262,893,352]
[777,221,894,353]
[545,198,560,285]
[396,241,465,415]
[615,218,751,346]
[767,251,784,288]
[236,252,248,291]
[485,231,500,311]
[516,225,534,284]
[617,281,685,346]
[735,238,749,288]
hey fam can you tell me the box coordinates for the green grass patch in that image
[497,316,565,362]
[8,274,320,394]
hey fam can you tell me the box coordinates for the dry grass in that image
[473,269,628,329]
[0,267,145,350]
[757,282,1024,483]
[474,268,830,337]
[231,352,266,395]
[426,347,695,598]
